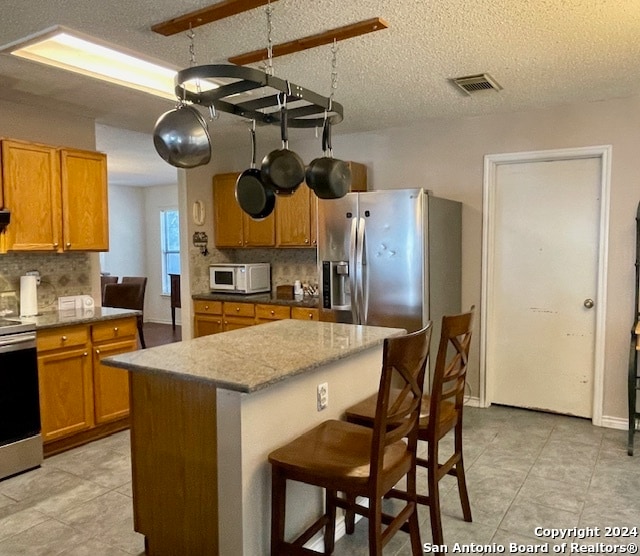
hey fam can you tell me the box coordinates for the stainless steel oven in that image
[0,319,42,481]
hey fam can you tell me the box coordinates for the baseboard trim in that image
[464,396,482,408]
[145,319,181,326]
[599,415,628,430]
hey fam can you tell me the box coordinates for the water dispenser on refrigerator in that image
[321,261,350,310]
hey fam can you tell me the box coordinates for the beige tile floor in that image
[0,405,638,555]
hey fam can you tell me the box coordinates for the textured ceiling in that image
[1,0,640,186]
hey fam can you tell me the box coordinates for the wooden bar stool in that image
[344,307,475,546]
[268,323,433,556]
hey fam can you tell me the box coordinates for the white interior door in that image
[484,150,608,419]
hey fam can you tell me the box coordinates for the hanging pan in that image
[236,123,275,220]
[260,94,305,196]
[306,118,351,199]
[153,104,211,169]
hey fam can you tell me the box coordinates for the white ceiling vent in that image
[451,73,502,95]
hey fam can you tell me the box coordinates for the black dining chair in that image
[103,278,147,348]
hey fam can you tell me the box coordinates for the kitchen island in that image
[104,319,405,556]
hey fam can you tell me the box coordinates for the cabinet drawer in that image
[193,300,222,315]
[223,302,255,318]
[38,325,88,352]
[291,307,320,321]
[256,304,291,320]
[92,318,137,343]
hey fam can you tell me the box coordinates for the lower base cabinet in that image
[36,317,138,453]
[92,319,138,424]
[193,300,321,337]
[37,332,93,442]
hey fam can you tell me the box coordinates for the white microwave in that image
[209,263,271,294]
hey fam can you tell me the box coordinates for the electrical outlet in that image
[317,382,328,411]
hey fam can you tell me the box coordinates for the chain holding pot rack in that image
[173,1,343,130]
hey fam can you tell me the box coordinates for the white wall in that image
[184,93,640,424]
[144,184,179,324]
[102,183,178,324]
[100,185,146,278]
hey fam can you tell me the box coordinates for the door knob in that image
[584,298,594,309]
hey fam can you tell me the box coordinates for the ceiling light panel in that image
[0,27,218,100]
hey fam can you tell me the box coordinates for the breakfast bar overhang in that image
[104,319,405,555]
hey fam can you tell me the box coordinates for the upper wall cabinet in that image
[213,172,275,248]
[60,148,109,251]
[0,139,109,253]
[213,162,367,249]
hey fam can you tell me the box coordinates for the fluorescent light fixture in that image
[1,26,218,100]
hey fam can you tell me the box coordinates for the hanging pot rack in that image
[175,63,343,128]
[152,0,388,129]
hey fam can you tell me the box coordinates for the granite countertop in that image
[104,319,405,393]
[192,292,319,309]
[13,307,141,330]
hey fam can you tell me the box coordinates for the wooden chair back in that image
[427,307,475,442]
[371,323,432,488]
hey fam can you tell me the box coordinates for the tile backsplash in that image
[0,252,91,314]
[189,246,318,295]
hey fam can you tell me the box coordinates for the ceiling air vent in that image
[451,73,502,95]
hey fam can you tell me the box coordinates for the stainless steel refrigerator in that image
[317,188,461,354]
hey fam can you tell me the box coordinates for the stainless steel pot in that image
[153,105,211,168]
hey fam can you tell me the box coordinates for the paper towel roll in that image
[20,275,38,317]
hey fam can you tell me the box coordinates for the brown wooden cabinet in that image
[37,326,93,443]
[60,148,109,251]
[92,318,138,424]
[0,139,109,253]
[291,307,320,321]
[275,186,312,247]
[1,139,61,252]
[36,317,138,453]
[213,163,366,249]
[213,173,274,248]
[193,300,223,338]
[347,161,368,192]
[194,298,323,335]
[223,301,255,330]
[256,303,291,324]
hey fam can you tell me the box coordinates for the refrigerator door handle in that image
[349,215,359,323]
[356,216,366,324]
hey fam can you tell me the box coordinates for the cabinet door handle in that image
[114,327,119,332]
[235,307,240,312]
[270,310,275,315]
[205,305,209,310]
[61,335,68,342]
[95,349,100,355]
[83,352,88,357]
[308,313,313,319]
[53,242,59,249]
[66,242,71,248]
